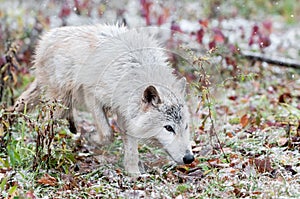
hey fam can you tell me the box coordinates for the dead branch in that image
[241,50,300,69]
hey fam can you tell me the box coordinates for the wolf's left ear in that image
[174,77,187,95]
[142,85,161,108]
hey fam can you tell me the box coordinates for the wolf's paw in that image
[125,164,141,177]
[83,129,113,148]
[127,170,141,178]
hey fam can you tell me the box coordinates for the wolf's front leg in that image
[88,104,113,146]
[83,92,113,146]
[123,134,140,176]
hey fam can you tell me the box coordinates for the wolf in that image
[14,24,194,175]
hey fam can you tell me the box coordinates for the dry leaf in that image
[176,165,189,173]
[278,92,292,103]
[240,114,249,128]
[26,191,36,199]
[192,146,202,152]
[37,173,57,186]
[277,137,288,146]
[250,157,273,173]
[240,97,249,103]
[208,159,229,168]
[226,132,234,138]
[228,95,238,101]
[252,191,262,195]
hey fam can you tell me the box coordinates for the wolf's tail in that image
[14,79,40,113]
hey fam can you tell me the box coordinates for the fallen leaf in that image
[216,105,230,115]
[252,191,262,195]
[240,97,249,103]
[37,173,57,186]
[226,132,234,138]
[278,92,292,103]
[192,146,202,152]
[208,159,229,168]
[228,95,238,101]
[240,114,249,128]
[277,137,288,146]
[230,154,239,159]
[250,157,273,173]
[233,186,248,198]
[284,165,297,175]
[196,28,205,44]
[176,165,189,173]
[208,40,216,50]
[26,191,36,199]
[199,19,209,28]
[166,171,176,180]
[213,28,225,42]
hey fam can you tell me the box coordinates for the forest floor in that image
[0,0,300,198]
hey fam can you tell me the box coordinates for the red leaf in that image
[228,44,239,54]
[157,15,164,26]
[140,0,152,26]
[171,21,182,34]
[228,95,238,101]
[208,40,216,49]
[199,19,209,28]
[248,37,254,46]
[214,34,224,43]
[259,35,271,48]
[262,20,272,33]
[196,28,204,44]
[213,28,225,43]
[59,3,71,18]
[157,8,169,26]
[251,25,259,36]
[225,56,237,67]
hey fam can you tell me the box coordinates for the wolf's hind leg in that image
[51,90,77,134]
[14,79,40,112]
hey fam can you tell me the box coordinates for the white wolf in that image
[15,24,194,175]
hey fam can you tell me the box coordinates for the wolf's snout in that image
[183,153,194,164]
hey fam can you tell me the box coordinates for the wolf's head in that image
[127,77,194,165]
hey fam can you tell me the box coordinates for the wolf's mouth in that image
[164,150,184,164]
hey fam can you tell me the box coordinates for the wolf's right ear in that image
[142,85,161,108]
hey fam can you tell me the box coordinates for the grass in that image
[1,65,299,197]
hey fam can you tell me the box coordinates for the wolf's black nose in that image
[183,153,194,164]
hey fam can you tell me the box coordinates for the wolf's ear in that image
[174,77,187,95]
[142,85,161,108]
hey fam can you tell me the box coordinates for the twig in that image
[195,51,230,163]
[205,91,229,163]
[241,50,300,69]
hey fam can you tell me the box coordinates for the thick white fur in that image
[15,24,193,175]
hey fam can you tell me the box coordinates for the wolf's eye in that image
[164,125,175,134]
